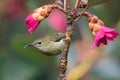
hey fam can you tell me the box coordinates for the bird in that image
[24,33,66,56]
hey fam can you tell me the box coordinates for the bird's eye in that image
[38,42,41,44]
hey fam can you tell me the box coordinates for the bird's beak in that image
[24,43,33,48]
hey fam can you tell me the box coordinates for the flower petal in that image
[106,31,119,41]
[25,14,40,34]
[105,32,113,37]
[91,30,105,48]
[101,37,107,45]
[106,37,114,41]
[101,26,115,32]
[111,31,119,38]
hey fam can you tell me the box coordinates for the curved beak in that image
[24,43,32,48]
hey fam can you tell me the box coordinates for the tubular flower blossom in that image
[25,14,40,34]
[25,5,52,34]
[88,16,119,48]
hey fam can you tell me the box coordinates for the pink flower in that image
[92,26,119,48]
[25,14,40,34]
[47,9,67,32]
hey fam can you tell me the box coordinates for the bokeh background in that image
[0,0,120,80]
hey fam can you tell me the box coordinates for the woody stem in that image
[58,25,73,80]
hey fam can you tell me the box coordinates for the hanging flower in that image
[25,13,40,34]
[91,26,119,48]
[88,15,119,48]
[25,5,52,34]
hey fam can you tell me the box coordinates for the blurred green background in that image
[0,0,120,80]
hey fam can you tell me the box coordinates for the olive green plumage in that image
[25,33,65,56]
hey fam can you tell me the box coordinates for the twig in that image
[73,0,81,14]
[73,5,88,22]
[58,25,73,80]
[64,0,67,11]
[52,4,66,13]
[67,0,72,13]
[74,0,81,9]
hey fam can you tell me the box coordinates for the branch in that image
[73,5,88,22]
[58,25,73,80]
[73,0,81,14]
[67,0,72,13]
[52,4,66,14]
[64,0,67,11]
[74,0,81,9]
[73,0,88,14]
